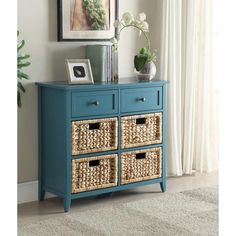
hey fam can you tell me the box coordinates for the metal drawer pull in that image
[135,153,146,160]
[137,97,146,102]
[92,101,100,106]
[89,160,100,167]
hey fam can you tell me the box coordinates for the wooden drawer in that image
[72,90,118,117]
[121,87,162,113]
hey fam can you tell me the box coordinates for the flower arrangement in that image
[112,12,157,74]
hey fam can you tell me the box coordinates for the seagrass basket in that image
[121,113,162,149]
[71,117,118,155]
[71,154,118,193]
[121,148,162,185]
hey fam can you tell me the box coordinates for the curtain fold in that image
[160,0,218,176]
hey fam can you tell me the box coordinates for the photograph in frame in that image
[58,0,118,41]
[66,59,94,84]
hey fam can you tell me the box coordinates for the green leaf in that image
[17,32,31,108]
[139,47,147,55]
[18,81,26,93]
[134,55,148,71]
[17,70,29,80]
[17,40,25,52]
[18,54,30,61]
[18,61,31,69]
[17,91,22,108]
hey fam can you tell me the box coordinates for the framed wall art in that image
[65,59,94,84]
[58,0,119,41]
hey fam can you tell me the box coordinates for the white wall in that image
[119,0,157,76]
[17,0,162,183]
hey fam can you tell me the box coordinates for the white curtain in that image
[160,0,218,176]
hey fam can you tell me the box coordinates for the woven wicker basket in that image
[71,154,118,193]
[71,117,118,155]
[121,148,162,185]
[121,113,162,149]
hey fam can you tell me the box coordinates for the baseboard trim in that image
[18,172,203,204]
[18,181,55,204]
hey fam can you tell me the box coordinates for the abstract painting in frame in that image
[58,0,118,41]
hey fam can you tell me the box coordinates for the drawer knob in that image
[92,101,100,106]
[138,97,146,102]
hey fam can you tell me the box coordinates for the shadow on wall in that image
[48,0,86,81]
[17,82,38,183]
[136,0,161,75]
[48,0,57,42]
[48,47,86,81]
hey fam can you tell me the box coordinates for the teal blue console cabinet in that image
[37,78,168,212]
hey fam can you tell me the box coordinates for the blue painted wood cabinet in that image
[36,78,168,212]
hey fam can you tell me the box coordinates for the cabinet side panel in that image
[40,87,69,197]
[162,84,167,187]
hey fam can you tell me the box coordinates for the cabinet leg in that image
[39,190,45,201]
[64,199,71,212]
[160,181,166,192]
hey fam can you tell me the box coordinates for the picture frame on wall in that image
[58,0,119,41]
[66,59,94,84]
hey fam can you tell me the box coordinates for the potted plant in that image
[134,47,157,80]
[112,12,157,81]
[17,31,30,108]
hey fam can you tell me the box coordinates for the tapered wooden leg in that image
[160,181,166,192]
[64,198,71,212]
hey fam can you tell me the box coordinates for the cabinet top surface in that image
[36,77,168,90]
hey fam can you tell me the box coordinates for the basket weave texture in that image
[71,154,118,193]
[121,113,162,149]
[121,148,162,185]
[71,117,118,155]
